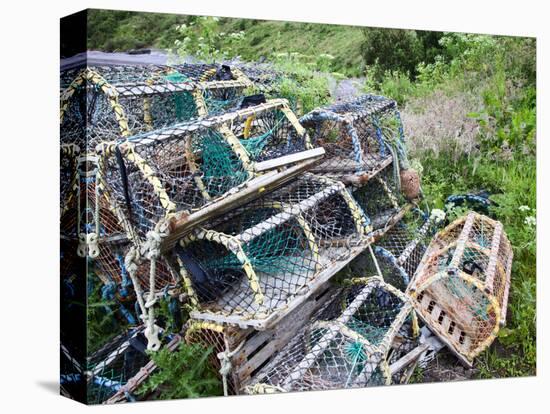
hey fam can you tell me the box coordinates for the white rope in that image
[217,338,245,396]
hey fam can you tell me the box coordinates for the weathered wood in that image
[416,309,474,368]
[105,334,183,404]
[188,242,371,330]
[449,212,476,268]
[500,252,513,326]
[389,343,430,375]
[254,148,325,172]
[160,157,319,252]
[484,221,503,295]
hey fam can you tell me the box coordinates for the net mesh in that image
[301,95,405,178]
[60,64,252,152]
[351,164,409,236]
[247,277,413,392]
[172,174,370,323]
[408,212,513,364]
[86,328,153,404]
[99,99,311,241]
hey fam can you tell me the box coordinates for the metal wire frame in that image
[300,95,406,180]
[407,212,513,366]
[96,99,320,244]
[170,174,372,329]
[245,277,416,393]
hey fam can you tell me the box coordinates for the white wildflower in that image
[518,205,530,212]
[524,216,536,227]
[430,208,446,224]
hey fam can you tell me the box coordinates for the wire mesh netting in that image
[407,212,513,365]
[92,239,177,293]
[245,277,414,392]
[370,208,444,290]
[98,99,315,242]
[350,163,410,237]
[60,156,129,260]
[172,174,371,325]
[300,95,405,178]
[60,64,253,152]
[86,328,152,404]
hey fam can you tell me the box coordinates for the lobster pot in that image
[300,95,404,179]
[184,283,338,395]
[99,99,320,242]
[60,144,79,211]
[233,62,283,95]
[408,212,513,366]
[92,239,177,293]
[60,164,128,259]
[60,343,84,401]
[172,63,253,114]
[60,64,252,151]
[246,277,414,393]
[87,328,155,404]
[173,174,370,329]
[351,164,409,236]
[372,209,441,290]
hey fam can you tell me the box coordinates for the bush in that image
[361,29,445,81]
[139,343,222,399]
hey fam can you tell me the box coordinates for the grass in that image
[87,11,366,76]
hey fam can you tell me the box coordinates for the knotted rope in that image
[217,338,245,396]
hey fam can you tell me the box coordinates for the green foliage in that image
[87,10,187,51]
[139,343,222,399]
[361,29,445,82]
[86,273,128,353]
[269,54,331,114]
[173,17,244,62]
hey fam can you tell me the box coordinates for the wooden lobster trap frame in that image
[407,212,513,366]
[97,99,324,249]
[183,282,339,395]
[244,277,416,393]
[171,174,371,330]
[300,95,405,181]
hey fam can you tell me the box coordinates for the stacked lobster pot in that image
[59,63,255,261]
[59,62,325,402]
[178,94,434,395]
[100,97,324,349]
[243,277,418,393]
[407,212,513,366]
[60,59,514,401]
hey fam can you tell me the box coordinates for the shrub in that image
[139,343,222,399]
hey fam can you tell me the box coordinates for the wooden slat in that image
[160,157,319,252]
[484,221,503,295]
[254,148,325,172]
[449,212,476,268]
